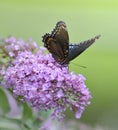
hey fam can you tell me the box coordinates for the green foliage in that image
[0,87,10,113]
[0,88,43,130]
[22,103,34,121]
[21,103,41,130]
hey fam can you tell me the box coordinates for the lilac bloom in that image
[1,36,92,120]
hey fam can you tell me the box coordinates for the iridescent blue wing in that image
[68,35,101,62]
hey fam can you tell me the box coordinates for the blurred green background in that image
[0,0,118,129]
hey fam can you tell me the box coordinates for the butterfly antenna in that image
[70,62,87,68]
[78,64,87,68]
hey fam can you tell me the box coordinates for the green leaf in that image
[23,119,34,130]
[38,110,52,120]
[22,103,34,121]
[33,118,42,130]
[0,87,10,113]
[21,103,42,130]
[0,117,21,130]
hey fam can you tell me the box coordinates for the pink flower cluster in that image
[5,36,37,57]
[2,36,92,120]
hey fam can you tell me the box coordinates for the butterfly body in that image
[42,21,100,65]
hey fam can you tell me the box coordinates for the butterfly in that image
[42,21,100,65]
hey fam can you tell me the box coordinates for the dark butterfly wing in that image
[42,33,67,63]
[51,21,69,49]
[42,21,69,64]
[68,35,101,62]
[42,21,101,65]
